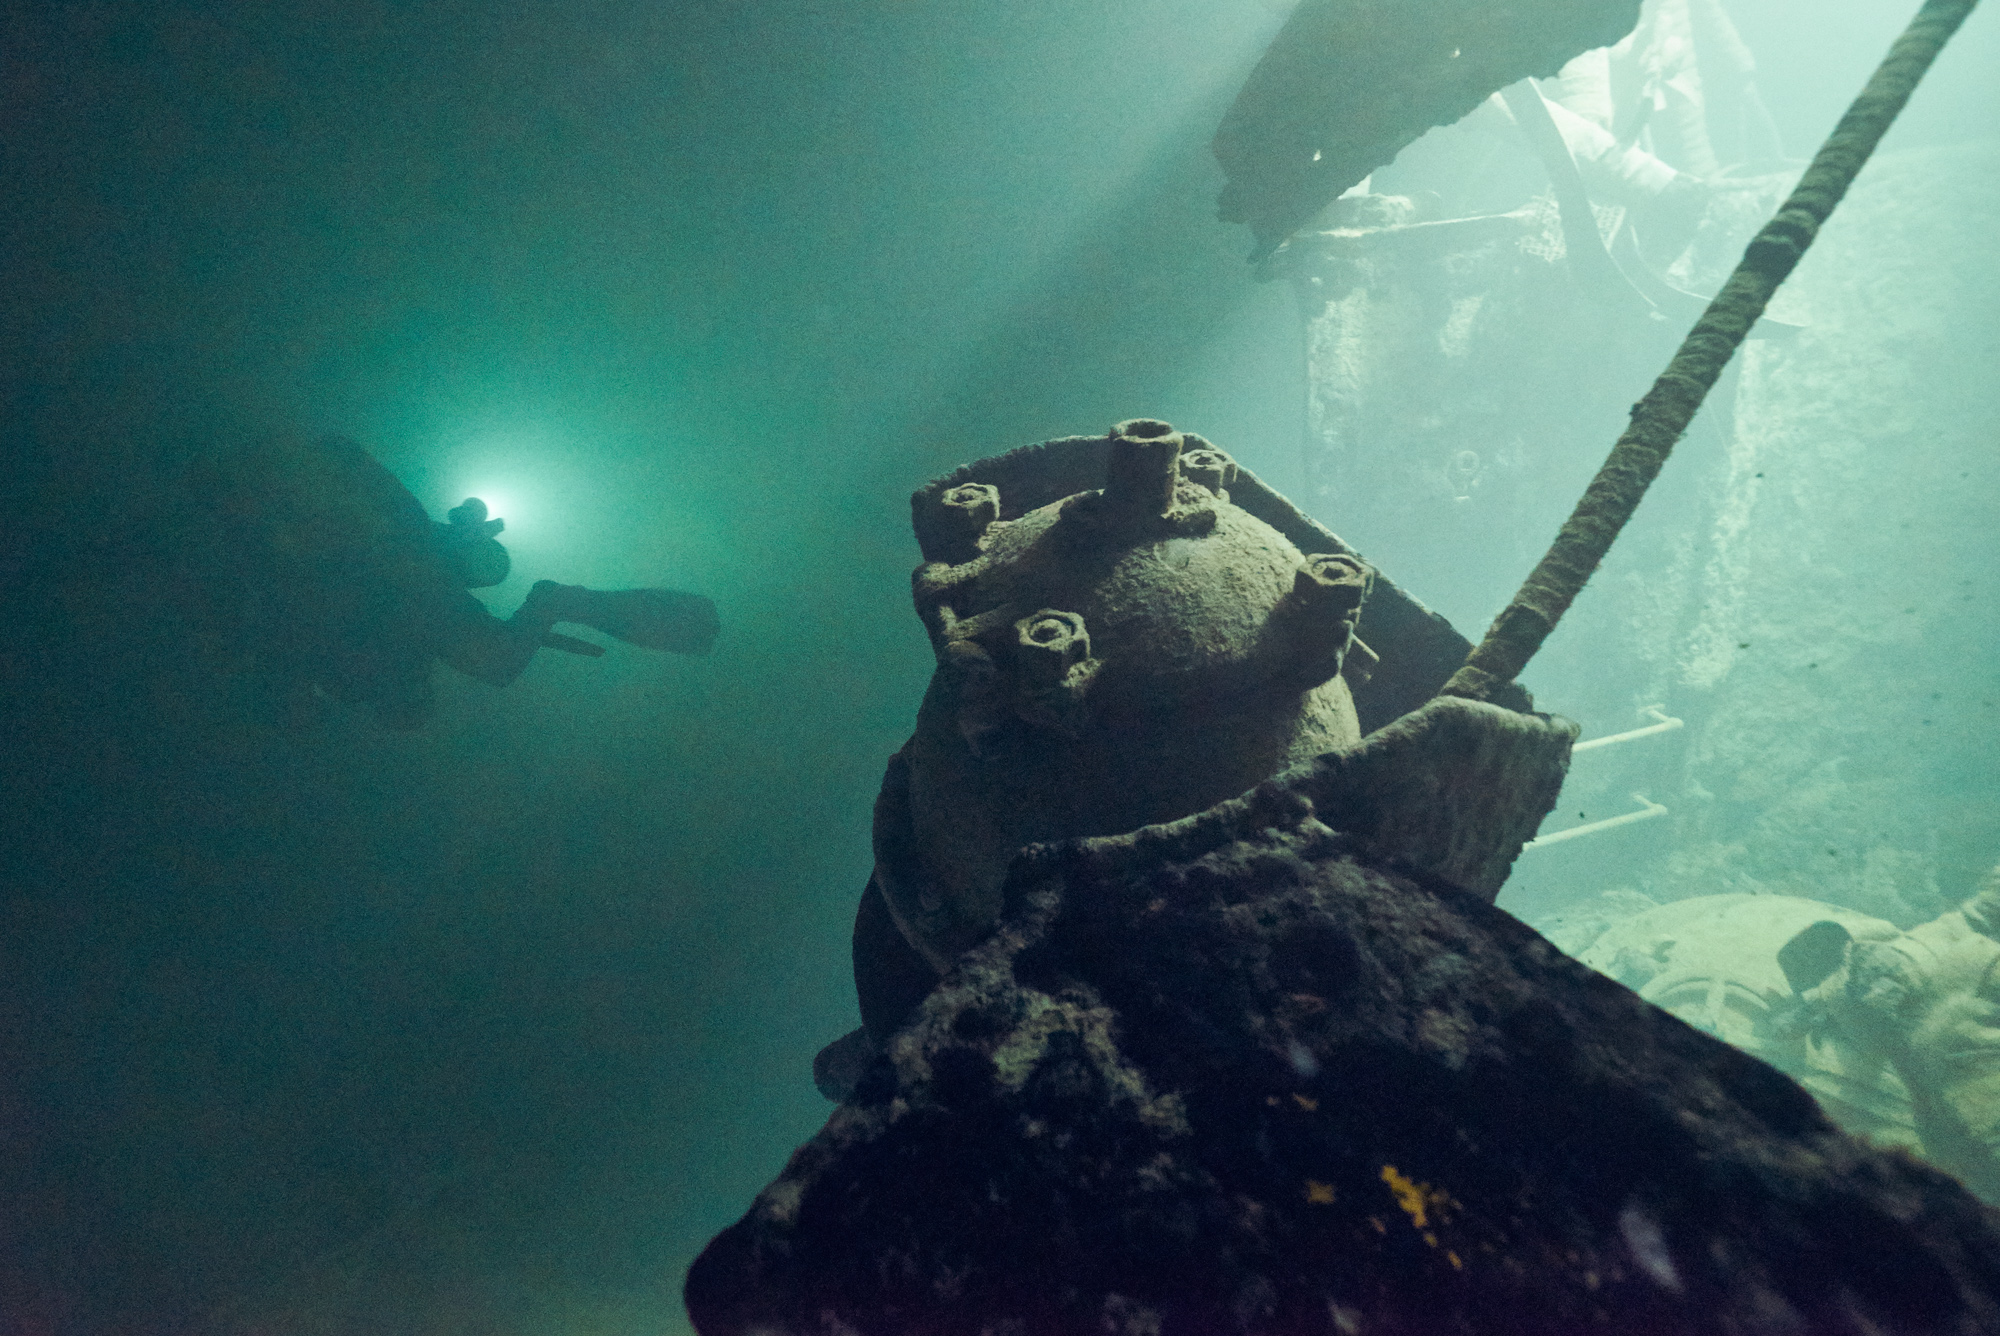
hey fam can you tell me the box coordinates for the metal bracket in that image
[1571,704,1683,754]
[1524,792,1669,850]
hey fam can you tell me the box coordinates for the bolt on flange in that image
[919,482,1002,564]
[1260,553,1376,694]
[1179,445,1239,499]
[1104,419,1184,517]
[1056,419,1219,545]
[1292,553,1373,613]
[1012,608,1100,737]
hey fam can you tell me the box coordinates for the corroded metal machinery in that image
[845,420,1534,1051]
[716,419,2000,1336]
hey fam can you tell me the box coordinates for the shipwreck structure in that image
[690,423,2000,1336]
[828,423,1542,1074]
[689,0,1995,1329]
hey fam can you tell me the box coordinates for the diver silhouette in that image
[213,433,719,728]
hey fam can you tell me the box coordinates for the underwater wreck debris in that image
[704,6,1993,1315]
[894,418,1374,974]
[1269,0,1804,619]
[719,426,2000,1336]
[1561,880,2000,1205]
[689,771,2000,1335]
[1214,0,1644,257]
[852,423,1529,1034]
[1438,0,1981,706]
[1784,871,2000,1207]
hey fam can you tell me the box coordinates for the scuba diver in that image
[212,433,719,729]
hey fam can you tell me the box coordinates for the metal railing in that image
[1522,705,1683,850]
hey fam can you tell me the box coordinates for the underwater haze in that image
[1,0,1995,1331]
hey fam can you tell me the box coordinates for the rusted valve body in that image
[885,420,1375,970]
[837,422,1535,1058]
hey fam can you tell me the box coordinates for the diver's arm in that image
[436,580,614,685]
[433,588,547,687]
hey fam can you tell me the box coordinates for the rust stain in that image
[1380,1164,1457,1234]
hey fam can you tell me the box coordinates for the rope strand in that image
[1438,0,1981,705]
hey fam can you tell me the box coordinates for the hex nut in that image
[1293,553,1373,614]
[1180,447,1239,497]
[926,483,1002,562]
[1012,609,1099,736]
[1014,610,1091,682]
[942,483,1001,527]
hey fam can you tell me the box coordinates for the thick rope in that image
[1438,0,1980,705]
